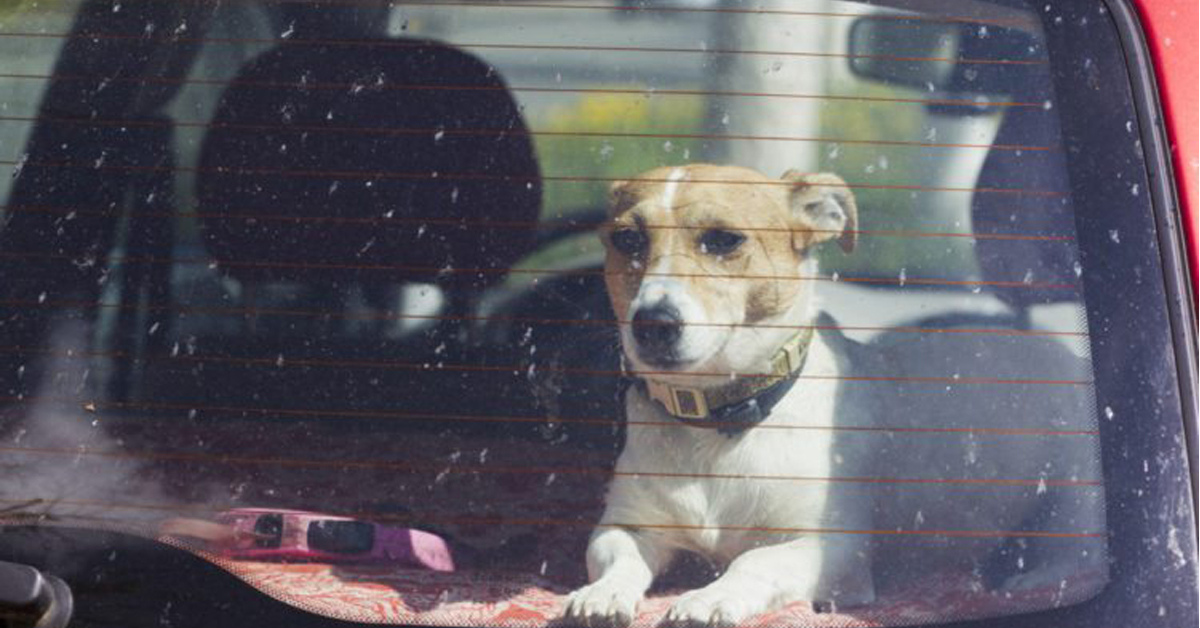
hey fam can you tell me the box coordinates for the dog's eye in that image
[610,229,647,256]
[699,229,746,256]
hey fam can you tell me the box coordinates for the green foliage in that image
[0,0,38,22]
[814,80,925,276]
[813,80,978,279]
[533,90,705,219]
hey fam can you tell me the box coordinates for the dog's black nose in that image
[632,304,683,355]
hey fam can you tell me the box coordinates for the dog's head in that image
[603,164,857,380]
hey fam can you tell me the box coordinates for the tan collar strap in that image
[640,326,814,426]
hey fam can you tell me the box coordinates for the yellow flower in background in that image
[537,89,706,217]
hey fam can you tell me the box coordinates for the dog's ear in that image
[782,170,858,253]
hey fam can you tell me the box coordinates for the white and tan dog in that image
[563,164,875,627]
[562,163,1108,628]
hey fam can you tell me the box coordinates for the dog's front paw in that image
[563,580,642,628]
[664,587,760,628]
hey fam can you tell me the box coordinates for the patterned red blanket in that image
[153,536,1109,627]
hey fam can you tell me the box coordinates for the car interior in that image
[0,0,1191,627]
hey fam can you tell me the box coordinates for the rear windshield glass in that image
[0,0,1187,626]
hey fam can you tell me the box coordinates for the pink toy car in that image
[166,508,455,571]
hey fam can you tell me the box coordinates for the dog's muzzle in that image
[631,304,683,364]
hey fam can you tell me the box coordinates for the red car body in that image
[1136,0,1198,291]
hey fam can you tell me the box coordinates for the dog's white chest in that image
[607,373,840,562]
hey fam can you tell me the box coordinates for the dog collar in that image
[636,326,814,437]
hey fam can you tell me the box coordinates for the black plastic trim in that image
[1102,0,1199,529]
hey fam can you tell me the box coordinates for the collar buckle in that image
[638,326,814,425]
[780,336,805,374]
[645,379,709,419]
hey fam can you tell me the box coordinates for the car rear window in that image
[0,1,1194,627]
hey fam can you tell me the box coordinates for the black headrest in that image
[972,107,1078,311]
[196,38,541,290]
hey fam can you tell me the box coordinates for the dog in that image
[563,164,874,627]
[561,164,1107,627]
